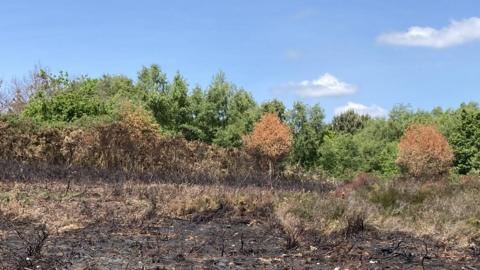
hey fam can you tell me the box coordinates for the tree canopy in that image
[1,65,479,179]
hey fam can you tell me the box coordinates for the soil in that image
[1,214,479,270]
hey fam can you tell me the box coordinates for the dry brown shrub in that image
[31,129,65,164]
[243,113,292,181]
[396,124,454,179]
[0,119,64,164]
[0,112,258,184]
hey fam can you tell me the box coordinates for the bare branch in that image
[0,79,12,113]
[8,65,53,113]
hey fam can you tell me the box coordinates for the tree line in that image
[0,65,479,179]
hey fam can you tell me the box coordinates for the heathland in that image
[0,66,480,269]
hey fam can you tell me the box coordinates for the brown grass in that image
[2,174,478,248]
[1,175,480,268]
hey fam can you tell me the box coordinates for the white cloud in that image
[278,73,357,97]
[334,102,387,118]
[378,17,480,48]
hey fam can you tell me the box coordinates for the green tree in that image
[318,131,361,178]
[332,110,370,134]
[353,119,399,177]
[169,72,191,131]
[95,75,138,99]
[261,99,286,120]
[206,71,232,130]
[450,103,480,174]
[182,85,208,140]
[214,89,257,147]
[148,93,174,130]
[385,104,415,141]
[287,102,325,168]
[22,77,108,123]
[138,65,176,131]
[137,64,168,93]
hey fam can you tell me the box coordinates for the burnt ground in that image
[1,214,479,270]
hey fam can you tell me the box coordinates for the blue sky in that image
[1,0,480,119]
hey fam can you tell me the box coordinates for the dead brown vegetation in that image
[1,179,479,269]
[0,114,255,183]
[0,113,334,194]
[243,112,292,184]
[396,124,454,179]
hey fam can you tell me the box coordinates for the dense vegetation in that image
[1,65,479,179]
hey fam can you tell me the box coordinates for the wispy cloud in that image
[285,49,304,61]
[277,73,357,97]
[335,102,387,118]
[378,17,480,48]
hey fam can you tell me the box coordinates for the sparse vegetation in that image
[1,178,480,268]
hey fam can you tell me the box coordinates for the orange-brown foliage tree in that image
[243,113,293,182]
[396,124,454,179]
